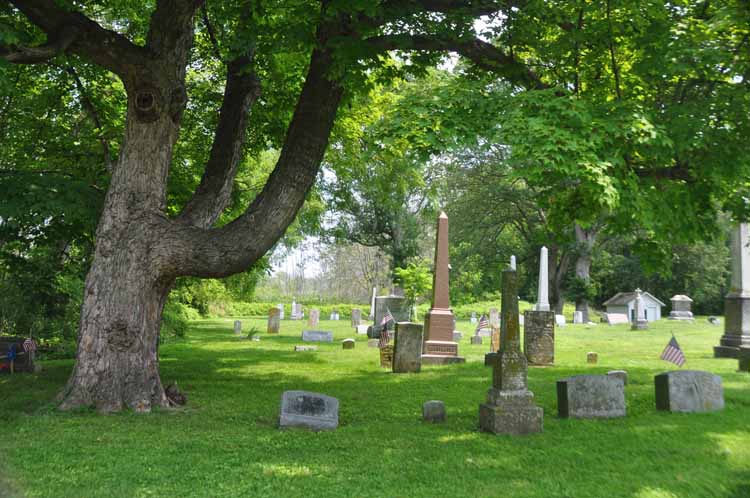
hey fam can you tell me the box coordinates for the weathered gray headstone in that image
[655,370,724,413]
[557,375,626,419]
[423,400,446,423]
[393,322,423,373]
[587,352,598,364]
[453,332,463,342]
[267,307,280,334]
[523,310,555,365]
[233,320,242,335]
[607,370,628,385]
[302,330,333,343]
[351,308,362,327]
[308,308,320,328]
[573,311,584,324]
[369,294,409,338]
[294,345,317,352]
[669,295,694,320]
[471,336,483,345]
[279,391,339,431]
[342,338,355,350]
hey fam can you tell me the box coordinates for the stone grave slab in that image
[605,313,629,325]
[302,330,333,343]
[557,375,626,419]
[279,391,339,431]
[655,370,724,413]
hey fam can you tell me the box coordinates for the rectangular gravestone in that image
[351,308,361,327]
[523,310,555,365]
[356,325,369,335]
[573,311,583,324]
[557,375,626,419]
[555,314,566,327]
[277,304,285,320]
[267,307,280,334]
[393,322,423,373]
[308,309,320,328]
[605,313,629,325]
[655,370,724,413]
[302,330,333,343]
[233,320,242,335]
[279,390,339,431]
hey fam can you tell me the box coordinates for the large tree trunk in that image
[574,224,597,322]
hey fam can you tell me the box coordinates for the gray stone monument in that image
[302,330,333,343]
[308,308,320,328]
[479,269,543,435]
[716,223,750,357]
[557,375,626,419]
[368,294,409,339]
[279,391,339,431]
[655,370,724,413]
[351,308,362,327]
[392,322,423,373]
[631,289,649,330]
[233,320,242,335]
[423,400,446,423]
[523,310,555,365]
[669,295,694,320]
[535,246,550,311]
[267,307,280,334]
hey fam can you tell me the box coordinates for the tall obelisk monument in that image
[422,211,464,364]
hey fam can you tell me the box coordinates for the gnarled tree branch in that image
[0,24,77,63]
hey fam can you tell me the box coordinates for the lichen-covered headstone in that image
[423,400,446,423]
[524,310,555,365]
[279,391,339,431]
[393,322,423,373]
[655,370,724,413]
[267,307,280,334]
[557,375,626,419]
[587,352,598,364]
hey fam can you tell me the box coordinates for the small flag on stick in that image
[380,308,394,327]
[660,335,686,367]
[476,314,489,334]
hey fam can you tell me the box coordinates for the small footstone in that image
[423,400,446,423]
[295,345,317,352]
[367,339,379,348]
[655,370,724,413]
[470,336,483,345]
[342,338,355,350]
[607,370,628,385]
[587,352,598,364]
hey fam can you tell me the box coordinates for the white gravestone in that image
[536,246,550,311]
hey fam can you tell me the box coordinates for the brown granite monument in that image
[479,268,543,435]
[422,211,464,364]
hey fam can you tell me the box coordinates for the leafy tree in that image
[394,259,431,320]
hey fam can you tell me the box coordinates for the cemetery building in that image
[603,291,665,322]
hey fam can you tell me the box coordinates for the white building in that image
[603,291,665,322]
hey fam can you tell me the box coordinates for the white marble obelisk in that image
[535,246,550,311]
[510,255,516,270]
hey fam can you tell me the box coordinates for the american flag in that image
[475,314,489,333]
[378,328,391,348]
[23,338,37,353]
[660,336,685,367]
[380,308,394,327]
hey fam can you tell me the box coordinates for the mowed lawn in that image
[1,317,749,498]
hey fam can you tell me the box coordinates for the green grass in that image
[1,317,749,498]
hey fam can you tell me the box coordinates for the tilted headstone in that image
[555,314,566,327]
[587,352,598,364]
[715,223,750,358]
[279,391,339,431]
[233,320,242,335]
[607,370,628,385]
[267,307,281,334]
[351,308,362,327]
[479,268,543,435]
[342,338,355,350]
[655,370,724,413]
[605,313,629,325]
[302,330,333,343]
[573,311,584,324]
[423,400,446,423]
[557,375,626,419]
[669,295,694,320]
[523,310,555,365]
[392,322,423,373]
[308,308,320,328]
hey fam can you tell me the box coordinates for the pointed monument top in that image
[439,211,448,219]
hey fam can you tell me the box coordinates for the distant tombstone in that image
[655,371,724,413]
[294,345,317,352]
[422,400,446,423]
[557,375,626,419]
[308,309,320,328]
[291,300,299,320]
[669,295,694,321]
[367,339,379,348]
[342,338,355,350]
[453,332,463,342]
[351,308,362,327]
[330,311,340,321]
[356,325,369,335]
[631,289,649,331]
[267,308,280,334]
[523,310,555,365]
[471,336,483,345]
[279,391,339,431]
[233,320,242,335]
[393,322,423,373]
[605,313,629,325]
[607,370,628,386]
[587,352,598,364]
[470,312,477,324]
[302,330,333,343]
[277,304,285,320]
[573,311,584,324]
[555,314,567,327]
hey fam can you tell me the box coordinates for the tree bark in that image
[574,224,597,322]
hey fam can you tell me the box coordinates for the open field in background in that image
[1,317,749,498]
